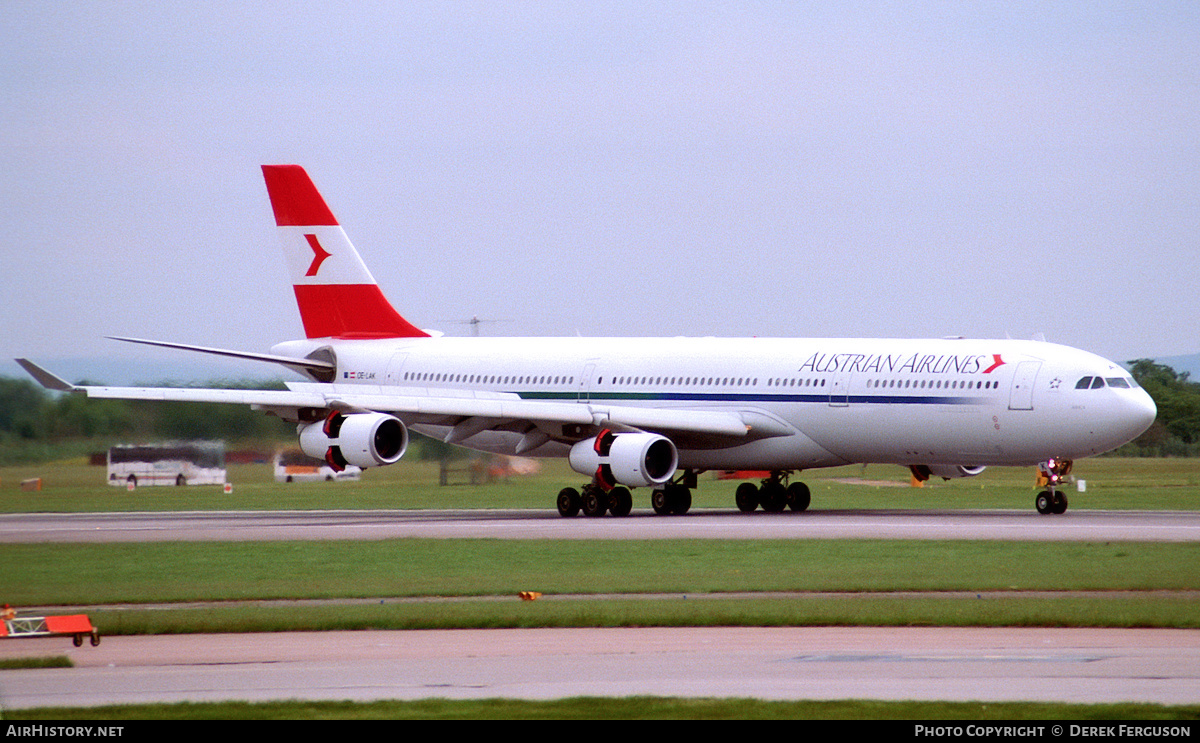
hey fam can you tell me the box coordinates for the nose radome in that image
[1127,388,1158,438]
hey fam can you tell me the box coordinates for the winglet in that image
[14,359,77,392]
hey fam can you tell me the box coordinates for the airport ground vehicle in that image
[106,442,225,487]
[274,449,361,483]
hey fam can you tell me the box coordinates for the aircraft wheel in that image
[786,482,811,512]
[651,489,671,515]
[1052,491,1068,515]
[735,482,759,512]
[608,487,633,517]
[582,488,609,518]
[667,484,692,515]
[1035,490,1054,515]
[556,487,581,517]
[760,481,787,512]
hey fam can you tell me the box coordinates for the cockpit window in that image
[1077,375,1138,390]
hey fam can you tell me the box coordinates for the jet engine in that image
[568,429,678,488]
[910,464,987,481]
[299,411,408,471]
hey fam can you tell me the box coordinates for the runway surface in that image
[3,507,1199,543]
[2,627,1198,709]
[3,508,1197,710]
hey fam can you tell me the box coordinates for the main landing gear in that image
[556,470,698,518]
[734,471,810,513]
[556,482,635,518]
[554,469,813,517]
[1035,458,1073,515]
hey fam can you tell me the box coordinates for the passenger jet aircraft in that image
[18,165,1157,517]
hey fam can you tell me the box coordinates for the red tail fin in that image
[262,165,428,340]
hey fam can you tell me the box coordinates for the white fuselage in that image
[272,335,1157,473]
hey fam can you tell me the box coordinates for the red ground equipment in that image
[0,613,99,647]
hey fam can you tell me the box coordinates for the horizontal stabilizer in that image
[106,336,336,375]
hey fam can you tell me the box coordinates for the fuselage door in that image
[829,371,851,407]
[578,362,597,402]
[1008,361,1041,411]
[385,352,410,386]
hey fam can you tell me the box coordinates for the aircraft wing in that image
[15,359,789,442]
[283,383,773,438]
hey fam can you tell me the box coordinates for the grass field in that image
[5,698,1197,721]
[3,455,1200,513]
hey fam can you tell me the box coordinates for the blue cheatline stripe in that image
[515,391,988,405]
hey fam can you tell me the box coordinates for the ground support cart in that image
[0,614,99,646]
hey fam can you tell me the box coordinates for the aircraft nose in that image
[1126,388,1158,438]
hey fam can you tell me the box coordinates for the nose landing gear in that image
[1035,458,1073,515]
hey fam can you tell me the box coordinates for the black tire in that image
[90,632,100,647]
[1052,491,1068,514]
[667,484,692,515]
[582,489,609,518]
[1035,490,1054,515]
[608,487,633,517]
[175,474,186,486]
[651,489,671,515]
[786,482,811,512]
[73,634,83,647]
[760,481,787,512]
[735,482,759,512]
[556,487,581,517]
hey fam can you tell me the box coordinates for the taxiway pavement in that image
[2,627,1198,709]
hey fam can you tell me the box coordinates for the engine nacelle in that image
[568,430,678,488]
[299,411,408,470]
[910,464,987,481]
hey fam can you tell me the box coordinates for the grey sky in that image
[3,2,1198,381]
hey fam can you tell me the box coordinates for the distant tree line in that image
[1120,359,1200,456]
[0,377,295,464]
[1,359,1198,463]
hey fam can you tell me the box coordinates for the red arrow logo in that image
[983,354,1006,374]
[303,234,332,277]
